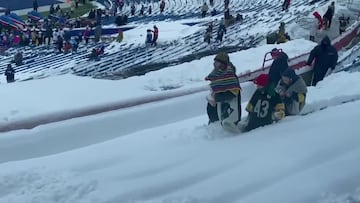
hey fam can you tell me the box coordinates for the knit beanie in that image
[254,74,269,87]
[214,52,230,65]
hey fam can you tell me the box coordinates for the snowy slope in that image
[1,71,360,203]
[1,1,359,200]
[0,38,315,123]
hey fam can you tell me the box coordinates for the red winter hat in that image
[254,74,269,87]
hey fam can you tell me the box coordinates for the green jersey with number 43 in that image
[245,88,285,131]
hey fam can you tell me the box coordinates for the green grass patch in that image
[19,3,95,20]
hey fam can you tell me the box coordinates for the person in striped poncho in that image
[205,52,242,133]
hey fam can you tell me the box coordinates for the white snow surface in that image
[1,1,360,201]
[0,71,360,203]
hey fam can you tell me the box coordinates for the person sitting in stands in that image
[13,51,23,66]
[89,45,105,60]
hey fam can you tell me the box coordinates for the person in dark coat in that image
[130,4,135,16]
[49,4,55,15]
[151,25,159,46]
[268,48,289,86]
[33,0,38,12]
[148,5,152,15]
[14,51,23,66]
[282,0,290,11]
[57,36,63,53]
[216,22,227,42]
[5,64,15,83]
[323,2,335,29]
[306,35,338,86]
[5,8,11,15]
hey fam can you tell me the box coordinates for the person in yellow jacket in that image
[116,29,123,42]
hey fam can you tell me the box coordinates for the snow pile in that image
[319,189,360,203]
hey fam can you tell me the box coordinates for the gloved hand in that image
[207,94,216,106]
[273,111,285,120]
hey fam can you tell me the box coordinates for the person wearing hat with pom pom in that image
[205,52,241,132]
[242,74,285,131]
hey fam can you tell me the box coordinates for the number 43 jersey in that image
[245,89,285,131]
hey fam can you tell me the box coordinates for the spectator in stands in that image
[205,52,241,132]
[71,1,76,13]
[45,27,53,45]
[268,48,289,86]
[112,2,117,16]
[131,4,136,16]
[323,2,335,30]
[55,5,61,13]
[209,0,214,6]
[57,36,63,52]
[148,5,152,15]
[64,29,71,42]
[201,3,209,18]
[63,41,72,53]
[207,22,213,33]
[306,35,338,86]
[31,29,38,45]
[204,27,212,44]
[211,8,217,16]
[339,14,350,35]
[276,68,307,115]
[75,0,79,8]
[38,31,44,45]
[70,38,78,52]
[5,8,11,15]
[224,8,235,26]
[52,29,59,44]
[94,24,102,43]
[140,5,145,16]
[309,11,323,41]
[146,29,153,46]
[88,9,95,19]
[13,35,21,46]
[216,21,226,42]
[224,8,230,20]
[236,13,243,21]
[50,4,55,15]
[119,0,124,11]
[89,45,104,61]
[160,0,165,13]
[105,8,110,21]
[282,0,290,11]
[83,27,90,44]
[33,0,38,12]
[241,74,285,132]
[224,0,230,8]
[123,14,128,24]
[117,29,123,42]
[152,25,159,46]
[276,22,289,44]
[13,51,23,66]
[5,64,15,83]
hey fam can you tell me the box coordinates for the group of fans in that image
[205,34,338,133]
[310,1,351,41]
